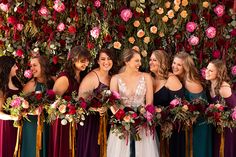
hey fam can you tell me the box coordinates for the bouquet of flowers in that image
[3,95,30,127]
[205,102,236,133]
[110,107,141,142]
[46,92,87,126]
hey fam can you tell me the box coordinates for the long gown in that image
[76,71,109,157]
[107,75,159,157]
[185,90,212,157]
[21,82,50,157]
[153,86,185,157]
[48,71,79,157]
[211,93,236,157]
[0,88,19,157]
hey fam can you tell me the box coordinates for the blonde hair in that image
[122,49,140,63]
[174,52,201,83]
[152,50,170,79]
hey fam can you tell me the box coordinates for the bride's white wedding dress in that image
[107,75,160,157]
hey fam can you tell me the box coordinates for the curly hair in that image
[64,46,92,78]
[0,56,22,97]
[209,59,230,96]
[152,50,170,79]
[174,52,201,84]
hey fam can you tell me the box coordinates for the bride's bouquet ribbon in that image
[36,113,44,157]
[69,122,76,157]
[13,122,23,157]
[98,114,108,157]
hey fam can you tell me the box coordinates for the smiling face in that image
[98,52,113,72]
[172,57,184,76]
[205,63,218,81]
[149,53,159,74]
[30,58,42,78]
[74,57,89,72]
[126,53,141,72]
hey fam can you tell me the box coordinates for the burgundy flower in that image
[86,6,92,14]
[16,49,24,57]
[59,39,66,47]
[63,96,72,101]
[46,90,55,100]
[7,16,17,25]
[68,25,77,34]
[213,112,221,122]
[87,42,95,50]
[91,98,102,108]
[115,109,125,120]
[16,6,26,14]
[230,29,236,37]
[145,104,155,114]
[175,34,182,40]
[212,50,221,59]
[52,56,58,64]
[13,33,20,41]
[79,97,87,109]
[68,104,76,115]
[117,24,126,33]
[104,34,112,43]
[188,104,197,112]
[35,93,43,101]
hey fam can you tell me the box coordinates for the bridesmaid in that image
[172,52,212,157]
[22,55,54,157]
[149,50,184,157]
[0,56,22,157]
[49,46,91,157]
[76,48,116,157]
[205,59,236,157]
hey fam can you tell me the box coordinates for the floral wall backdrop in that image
[0,0,235,87]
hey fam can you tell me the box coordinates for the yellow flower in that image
[159,32,165,37]
[173,5,180,12]
[180,10,188,18]
[143,36,150,44]
[141,50,147,57]
[182,0,188,6]
[156,7,164,15]
[182,105,189,112]
[202,1,209,8]
[145,17,151,23]
[150,26,158,34]
[132,46,140,52]
[137,29,145,38]
[165,1,171,9]
[113,41,121,49]
[167,10,175,19]
[174,0,181,5]
[162,15,169,22]
[128,37,135,44]
[133,20,140,27]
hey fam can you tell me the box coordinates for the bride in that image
[107,49,160,157]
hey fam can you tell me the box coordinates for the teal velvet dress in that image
[21,82,50,157]
[185,90,212,157]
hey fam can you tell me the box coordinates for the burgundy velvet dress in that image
[48,71,79,157]
[212,93,236,157]
[0,88,19,157]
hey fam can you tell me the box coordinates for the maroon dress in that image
[48,71,79,157]
[76,73,109,157]
[0,88,20,157]
[212,94,236,157]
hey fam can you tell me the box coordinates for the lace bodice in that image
[117,75,146,108]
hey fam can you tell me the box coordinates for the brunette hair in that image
[122,48,140,63]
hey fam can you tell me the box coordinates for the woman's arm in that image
[109,75,119,114]
[144,73,153,105]
[53,76,69,96]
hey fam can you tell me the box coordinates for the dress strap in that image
[92,71,101,83]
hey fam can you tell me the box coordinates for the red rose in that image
[104,34,112,43]
[86,6,92,14]
[63,96,72,101]
[68,25,76,34]
[79,97,87,109]
[188,104,196,112]
[46,90,55,100]
[87,42,95,50]
[7,16,17,25]
[213,112,221,122]
[52,56,58,64]
[13,33,20,41]
[35,93,43,100]
[16,49,24,57]
[16,7,26,14]
[68,104,76,115]
[115,109,125,120]
[212,50,221,59]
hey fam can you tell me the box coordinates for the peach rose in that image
[202,1,209,8]
[174,0,181,5]
[159,32,165,37]
[173,5,180,11]
[128,37,135,44]
[150,26,158,34]
[180,10,188,18]
[137,29,145,38]
[132,46,140,52]
[165,1,171,8]
[145,17,151,23]
[123,115,131,122]
[182,0,189,6]
[141,50,147,57]
[167,10,175,19]
[162,15,169,22]
[133,20,140,27]
[59,104,67,113]
[156,7,164,14]
[156,107,162,113]
[143,36,150,44]
[113,41,122,49]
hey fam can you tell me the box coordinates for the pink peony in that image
[38,6,50,17]
[188,35,199,46]
[10,97,21,108]
[212,50,221,59]
[16,23,24,31]
[57,22,65,32]
[170,98,180,107]
[201,68,206,79]
[231,109,236,120]
[120,9,133,22]
[53,0,65,13]
[214,5,225,17]
[206,27,216,39]
[90,27,100,39]
[24,70,33,79]
[94,0,101,8]
[186,22,197,33]
[0,3,9,12]
[231,65,236,76]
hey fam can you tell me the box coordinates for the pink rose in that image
[120,9,133,22]
[231,65,236,76]
[38,6,50,17]
[206,27,216,39]
[231,109,236,120]
[11,97,21,108]
[94,0,101,8]
[16,23,24,31]
[212,50,221,59]
[186,22,197,33]
[90,27,100,39]
[57,22,65,32]
[170,98,180,108]
[53,0,65,13]
[214,5,225,17]
[24,70,33,79]
[201,68,206,79]
[0,3,9,12]
[146,111,154,122]
[188,35,199,46]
